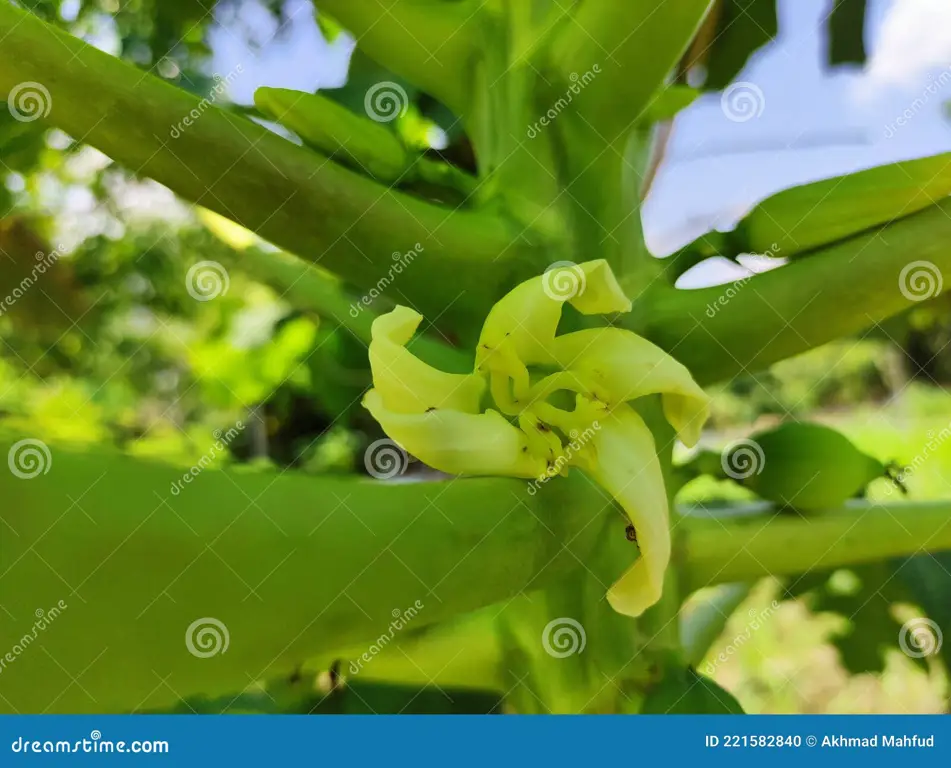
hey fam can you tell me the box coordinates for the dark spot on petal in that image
[426,407,437,413]
[536,422,551,433]
[625,524,637,543]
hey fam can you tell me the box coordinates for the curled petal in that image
[550,328,710,446]
[476,259,631,372]
[363,391,546,478]
[369,306,484,415]
[581,404,671,617]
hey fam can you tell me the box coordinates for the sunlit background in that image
[2,0,951,713]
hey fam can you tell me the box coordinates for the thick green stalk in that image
[0,3,532,329]
[313,0,478,115]
[635,200,951,385]
[548,0,713,140]
[0,440,607,713]
[681,501,951,591]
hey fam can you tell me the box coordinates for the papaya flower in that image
[362,260,709,617]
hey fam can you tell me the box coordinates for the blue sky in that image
[209,0,951,262]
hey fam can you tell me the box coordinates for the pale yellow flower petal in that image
[368,306,484,415]
[363,390,545,477]
[476,259,631,372]
[580,403,671,618]
[549,327,710,446]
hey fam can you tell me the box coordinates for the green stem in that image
[313,0,478,115]
[633,200,951,385]
[0,439,607,713]
[0,3,532,331]
[680,582,752,666]
[680,500,951,592]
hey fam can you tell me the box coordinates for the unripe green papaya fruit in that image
[723,422,886,510]
[254,87,409,182]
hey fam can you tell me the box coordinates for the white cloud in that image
[865,0,951,89]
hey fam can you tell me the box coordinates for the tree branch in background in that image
[0,3,536,332]
[681,500,951,591]
[634,201,951,385]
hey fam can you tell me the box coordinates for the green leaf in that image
[702,0,779,91]
[641,666,745,714]
[829,0,868,67]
